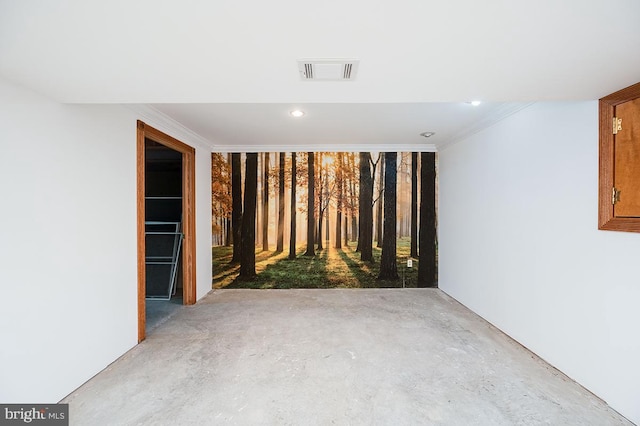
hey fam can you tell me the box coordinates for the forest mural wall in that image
[212,152,436,288]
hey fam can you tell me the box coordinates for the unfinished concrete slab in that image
[145,297,183,333]
[63,289,632,425]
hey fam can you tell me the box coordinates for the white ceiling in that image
[149,102,531,151]
[1,0,639,150]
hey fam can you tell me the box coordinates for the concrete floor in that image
[146,297,183,333]
[63,289,632,425]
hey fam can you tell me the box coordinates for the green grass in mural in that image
[212,237,421,289]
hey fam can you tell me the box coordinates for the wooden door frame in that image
[137,120,197,342]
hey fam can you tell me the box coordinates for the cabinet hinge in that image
[612,187,621,205]
[613,117,622,135]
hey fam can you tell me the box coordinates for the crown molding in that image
[210,143,437,153]
[439,102,536,150]
[126,104,215,150]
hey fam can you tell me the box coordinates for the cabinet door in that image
[598,81,640,232]
[613,98,640,218]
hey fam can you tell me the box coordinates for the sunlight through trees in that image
[212,151,437,287]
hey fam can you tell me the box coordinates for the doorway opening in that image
[145,138,183,332]
[137,121,196,342]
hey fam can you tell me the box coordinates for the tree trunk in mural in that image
[378,152,398,280]
[225,153,232,247]
[359,152,373,262]
[350,153,358,243]
[344,214,348,247]
[317,153,324,251]
[325,191,330,242]
[375,153,384,248]
[411,152,419,258]
[356,155,362,253]
[231,153,243,262]
[240,153,257,278]
[289,152,297,259]
[324,159,330,243]
[418,152,436,287]
[262,152,269,251]
[304,152,315,256]
[225,218,231,246]
[276,152,285,253]
[335,152,343,248]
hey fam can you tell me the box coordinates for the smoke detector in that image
[297,59,359,81]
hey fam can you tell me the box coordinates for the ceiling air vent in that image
[297,59,359,81]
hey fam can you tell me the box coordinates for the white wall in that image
[0,78,212,403]
[195,145,213,300]
[439,101,640,424]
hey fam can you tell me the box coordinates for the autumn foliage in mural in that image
[212,152,437,288]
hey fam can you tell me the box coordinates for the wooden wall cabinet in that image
[598,82,640,232]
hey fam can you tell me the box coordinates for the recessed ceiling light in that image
[289,110,305,118]
[468,100,482,106]
[420,132,435,138]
